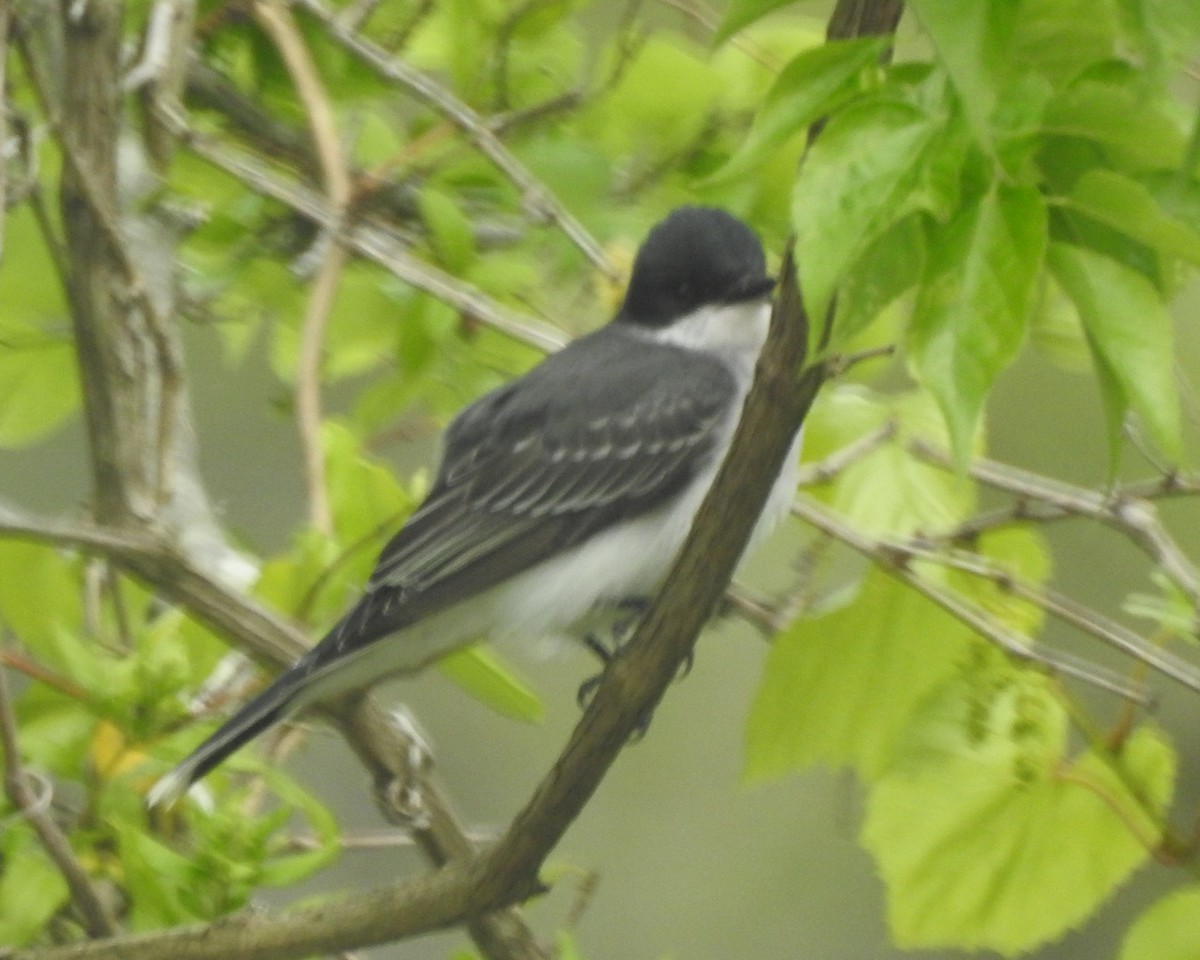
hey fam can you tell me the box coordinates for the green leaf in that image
[117,823,203,928]
[1042,79,1185,170]
[0,830,71,945]
[909,0,1018,147]
[0,324,80,448]
[745,568,971,782]
[353,111,404,168]
[324,421,414,549]
[438,646,545,724]
[251,767,340,887]
[944,527,1052,635]
[1009,0,1119,84]
[705,37,886,185]
[831,213,926,349]
[908,184,1047,463]
[711,0,796,47]
[418,187,477,273]
[0,542,83,648]
[1121,886,1200,960]
[268,261,406,385]
[280,265,403,384]
[596,39,721,161]
[15,684,96,777]
[256,528,342,629]
[1048,242,1183,464]
[1029,271,1091,370]
[1065,169,1200,266]
[801,386,976,538]
[864,675,1174,955]
[1122,570,1198,643]
[792,96,952,322]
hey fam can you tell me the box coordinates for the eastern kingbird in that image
[149,206,801,805]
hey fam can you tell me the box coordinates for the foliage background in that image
[1,0,1200,958]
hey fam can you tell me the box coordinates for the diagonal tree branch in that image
[912,441,1200,613]
[789,496,1152,701]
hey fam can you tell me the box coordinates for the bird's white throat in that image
[643,299,771,383]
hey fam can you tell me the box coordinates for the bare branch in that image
[127,0,197,168]
[913,441,1200,613]
[795,420,896,487]
[790,496,1156,702]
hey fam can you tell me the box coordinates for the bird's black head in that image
[616,206,773,327]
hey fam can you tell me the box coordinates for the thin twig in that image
[0,648,90,701]
[658,0,779,68]
[488,89,585,136]
[913,441,1200,613]
[795,421,896,487]
[827,342,895,375]
[0,656,118,937]
[292,0,617,281]
[157,104,568,353]
[295,243,345,527]
[253,0,352,535]
[791,496,1153,703]
[900,534,1200,696]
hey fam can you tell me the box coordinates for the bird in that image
[148,206,802,805]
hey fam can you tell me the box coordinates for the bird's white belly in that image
[293,428,803,703]
[490,427,803,647]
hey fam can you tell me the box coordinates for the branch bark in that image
[57,0,162,524]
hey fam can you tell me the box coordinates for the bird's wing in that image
[322,329,737,654]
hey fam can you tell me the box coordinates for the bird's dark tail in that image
[146,671,302,807]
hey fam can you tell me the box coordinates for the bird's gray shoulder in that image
[439,325,737,482]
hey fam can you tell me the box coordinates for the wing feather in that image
[325,328,737,652]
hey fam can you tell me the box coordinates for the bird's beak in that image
[730,275,777,303]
